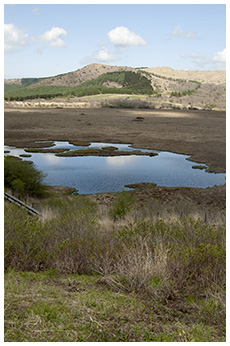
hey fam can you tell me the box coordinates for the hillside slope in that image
[142,66,226,85]
[31,63,135,87]
[4,64,226,110]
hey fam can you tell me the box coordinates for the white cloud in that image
[213,48,226,63]
[212,48,226,70]
[179,52,187,59]
[172,25,198,40]
[180,49,226,70]
[82,26,146,65]
[94,48,118,62]
[32,8,40,17]
[82,46,119,64]
[180,51,211,68]
[107,26,146,46]
[180,51,207,62]
[4,23,29,53]
[39,27,67,48]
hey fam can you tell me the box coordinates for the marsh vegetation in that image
[4,101,226,341]
[4,187,226,341]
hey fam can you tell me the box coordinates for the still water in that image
[4,141,226,194]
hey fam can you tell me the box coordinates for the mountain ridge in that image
[4,63,226,111]
[5,63,226,86]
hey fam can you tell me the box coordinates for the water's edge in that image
[4,141,226,194]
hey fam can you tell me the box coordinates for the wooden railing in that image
[4,192,41,217]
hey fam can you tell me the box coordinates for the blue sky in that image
[4,2,226,79]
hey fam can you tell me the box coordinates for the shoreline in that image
[4,107,226,174]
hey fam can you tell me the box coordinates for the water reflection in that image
[106,156,139,166]
[41,141,155,153]
[4,141,226,194]
[42,153,64,164]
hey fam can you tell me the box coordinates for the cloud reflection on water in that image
[105,155,139,166]
[42,153,64,164]
[4,142,226,194]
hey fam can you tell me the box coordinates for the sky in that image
[3,2,227,79]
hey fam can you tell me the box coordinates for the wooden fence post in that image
[204,212,207,223]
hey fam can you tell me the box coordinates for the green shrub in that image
[11,178,25,195]
[4,194,226,341]
[4,203,49,271]
[4,195,226,303]
[41,197,98,273]
[4,156,46,197]
[109,191,136,219]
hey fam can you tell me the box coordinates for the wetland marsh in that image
[4,106,226,342]
[4,107,226,173]
[4,141,225,194]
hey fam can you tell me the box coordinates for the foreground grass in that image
[5,269,225,342]
[4,191,226,341]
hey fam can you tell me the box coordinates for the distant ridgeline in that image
[4,77,46,92]
[4,71,154,101]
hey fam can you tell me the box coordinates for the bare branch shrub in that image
[5,196,225,304]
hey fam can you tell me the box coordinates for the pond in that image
[4,141,226,194]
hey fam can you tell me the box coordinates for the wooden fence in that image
[4,192,41,217]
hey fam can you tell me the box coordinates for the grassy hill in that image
[4,71,154,101]
[4,77,47,92]
[4,63,226,110]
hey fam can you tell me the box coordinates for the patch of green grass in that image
[56,148,102,156]
[24,148,70,154]
[101,146,118,151]
[4,190,226,342]
[68,141,90,146]
[5,269,225,342]
[205,104,217,110]
[55,148,150,157]
[19,154,32,158]
[192,165,207,170]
